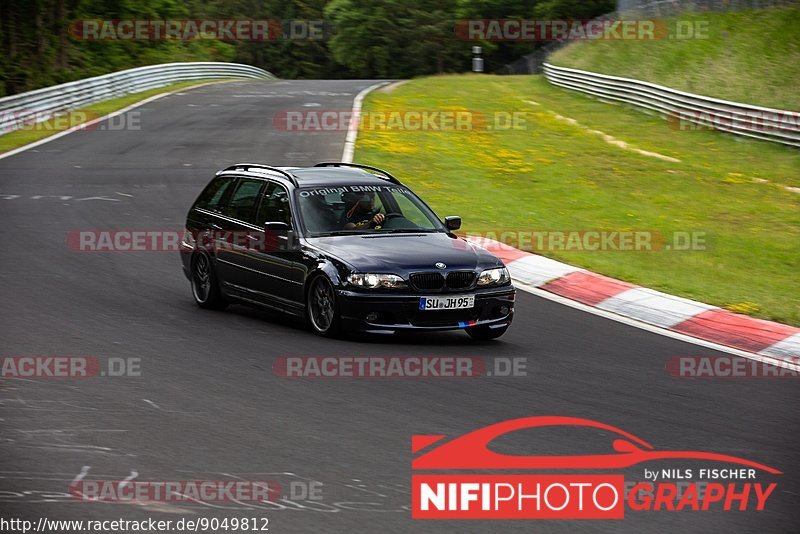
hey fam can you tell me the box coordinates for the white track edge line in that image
[341,81,390,163]
[514,280,800,373]
[0,79,243,161]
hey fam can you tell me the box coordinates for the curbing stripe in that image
[541,271,635,307]
[759,333,800,359]
[506,255,582,287]
[597,287,716,329]
[673,309,800,354]
[465,237,798,365]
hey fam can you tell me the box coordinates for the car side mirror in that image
[444,216,462,231]
[263,222,296,251]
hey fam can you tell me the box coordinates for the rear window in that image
[194,176,236,211]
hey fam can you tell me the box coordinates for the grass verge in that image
[0,79,232,155]
[355,74,800,325]
[548,6,800,110]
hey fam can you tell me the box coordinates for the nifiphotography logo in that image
[411,416,781,520]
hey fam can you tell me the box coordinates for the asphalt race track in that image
[1,79,798,533]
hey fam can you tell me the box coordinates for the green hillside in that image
[549,6,800,109]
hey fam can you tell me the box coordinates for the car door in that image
[213,176,268,294]
[247,181,304,306]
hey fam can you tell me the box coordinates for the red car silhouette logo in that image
[412,416,781,474]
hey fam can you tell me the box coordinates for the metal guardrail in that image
[543,63,799,147]
[0,62,274,133]
[618,0,797,17]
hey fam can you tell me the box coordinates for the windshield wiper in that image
[380,228,439,234]
[313,229,441,237]
[313,230,371,237]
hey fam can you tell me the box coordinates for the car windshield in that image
[297,184,445,236]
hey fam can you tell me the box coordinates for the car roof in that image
[219,165,400,188]
[289,167,396,188]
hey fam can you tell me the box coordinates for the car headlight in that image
[477,267,510,286]
[347,273,407,289]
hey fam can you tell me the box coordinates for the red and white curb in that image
[468,237,799,367]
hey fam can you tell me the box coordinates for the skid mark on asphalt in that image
[0,398,99,411]
[0,429,128,452]
[0,194,130,202]
[142,399,161,410]
[0,396,206,416]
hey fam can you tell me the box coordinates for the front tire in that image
[307,275,341,337]
[190,252,228,310]
[466,324,508,341]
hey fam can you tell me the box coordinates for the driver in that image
[342,191,385,229]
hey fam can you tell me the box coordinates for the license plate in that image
[419,295,475,311]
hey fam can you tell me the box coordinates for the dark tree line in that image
[0,0,613,96]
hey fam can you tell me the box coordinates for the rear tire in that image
[466,324,508,341]
[190,252,228,310]
[307,275,341,337]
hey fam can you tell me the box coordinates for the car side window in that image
[194,176,236,212]
[223,178,266,224]
[257,182,292,226]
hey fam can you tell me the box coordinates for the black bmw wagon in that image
[180,162,515,339]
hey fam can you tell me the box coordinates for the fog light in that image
[366,312,379,322]
[500,306,509,315]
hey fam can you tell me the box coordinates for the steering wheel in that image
[383,212,403,220]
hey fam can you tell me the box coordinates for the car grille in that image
[410,271,476,292]
[446,271,476,289]
[410,272,444,291]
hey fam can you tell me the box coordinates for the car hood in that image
[305,232,503,273]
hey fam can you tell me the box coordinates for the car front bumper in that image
[337,285,515,333]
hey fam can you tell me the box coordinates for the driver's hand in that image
[372,213,385,225]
